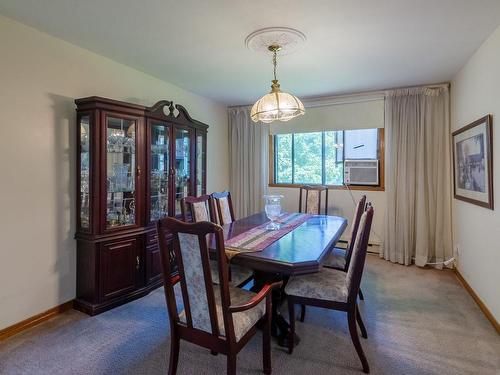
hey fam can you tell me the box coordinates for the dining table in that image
[209,211,348,347]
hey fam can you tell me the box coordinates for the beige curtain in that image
[228,107,269,219]
[381,87,453,267]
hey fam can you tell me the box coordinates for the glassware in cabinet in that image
[195,131,206,196]
[174,128,191,216]
[80,115,91,229]
[150,122,169,221]
[105,116,136,228]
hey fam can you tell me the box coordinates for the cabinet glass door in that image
[106,116,136,229]
[174,128,191,216]
[80,115,90,229]
[196,132,206,196]
[150,122,169,221]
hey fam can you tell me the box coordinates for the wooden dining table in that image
[209,212,348,346]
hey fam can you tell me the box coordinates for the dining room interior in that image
[0,1,499,374]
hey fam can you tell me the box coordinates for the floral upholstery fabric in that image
[177,232,212,332]
[191,201,209,222]
[285,267,348,303]
[218,197,233,224]
[305,190,320,214]
[323,247,347,270]
[179,285,265,341]
[210,260,253,286]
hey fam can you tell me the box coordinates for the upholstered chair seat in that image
[323,247,347,270]
[179,285,265,341]
[210,261,253,287]
[285,267,348,303]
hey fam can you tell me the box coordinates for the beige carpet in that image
[0,255,499,375]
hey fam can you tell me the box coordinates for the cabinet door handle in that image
[136,256,140,270]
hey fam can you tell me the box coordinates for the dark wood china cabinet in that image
[75,97,208,315]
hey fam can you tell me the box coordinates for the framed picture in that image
[452,115,493,209]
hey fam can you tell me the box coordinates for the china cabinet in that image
[75,97,208,315]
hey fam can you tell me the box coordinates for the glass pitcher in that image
[263,194,284,230]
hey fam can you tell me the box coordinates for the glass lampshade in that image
[251,80,305,123]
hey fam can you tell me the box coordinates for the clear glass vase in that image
[263,194,284,230]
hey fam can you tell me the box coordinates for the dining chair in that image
[323,195,367,273]
[181,194,216,223]
[212,191,236,225]
[181,194,253,287]
[157,217,281,375]
[298,185,329,215]
[285,207,374,374]
[298,195,367,322]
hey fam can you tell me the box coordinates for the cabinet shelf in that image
[106,150,134,154]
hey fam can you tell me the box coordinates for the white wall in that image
[268,187,385,245]
[0,15,229,330]
[451,25,500,321]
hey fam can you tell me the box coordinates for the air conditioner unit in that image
[344,159,379,186]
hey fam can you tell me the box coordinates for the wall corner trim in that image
[0,300,74,342]
[455,270,499,334]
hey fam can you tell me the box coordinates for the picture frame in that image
[452,115,493,210]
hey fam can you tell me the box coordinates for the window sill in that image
[268,183,385,192]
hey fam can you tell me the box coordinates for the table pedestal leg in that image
[252,271,300,348]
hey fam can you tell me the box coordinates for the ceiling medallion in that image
[245,27,307,56]
[247,28,306,124]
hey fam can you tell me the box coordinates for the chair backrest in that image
[157,217,235,339]
[344,195,367,270]
[298,185,329,215]
[346,207,374,304]
[211,191,235,225]
[181,195,215,223]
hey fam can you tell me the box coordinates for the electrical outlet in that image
[455,245,460,258]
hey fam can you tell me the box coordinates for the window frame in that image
[269,128,385,191]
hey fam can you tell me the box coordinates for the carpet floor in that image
[1,255,499,375]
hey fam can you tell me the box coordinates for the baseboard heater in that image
[337,239,379,251]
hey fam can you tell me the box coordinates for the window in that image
[272,128,383,188]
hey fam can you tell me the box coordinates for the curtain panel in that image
[228,107,269,219]
[381,87,453,267]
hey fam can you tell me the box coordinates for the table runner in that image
[225,213,312,259]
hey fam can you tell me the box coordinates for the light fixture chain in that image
[273,49,277,81]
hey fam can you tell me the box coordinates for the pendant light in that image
[250,44,305,123]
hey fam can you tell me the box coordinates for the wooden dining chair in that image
[157,218,281,375]
[285,207,374,374]
[180,194,216,223]
[298,185,329,215]
[212,191,236,225]
[181,194,253,287]
[298,195,367,322]
[323,195,367,273]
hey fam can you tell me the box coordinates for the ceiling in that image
[1,0,500,106]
